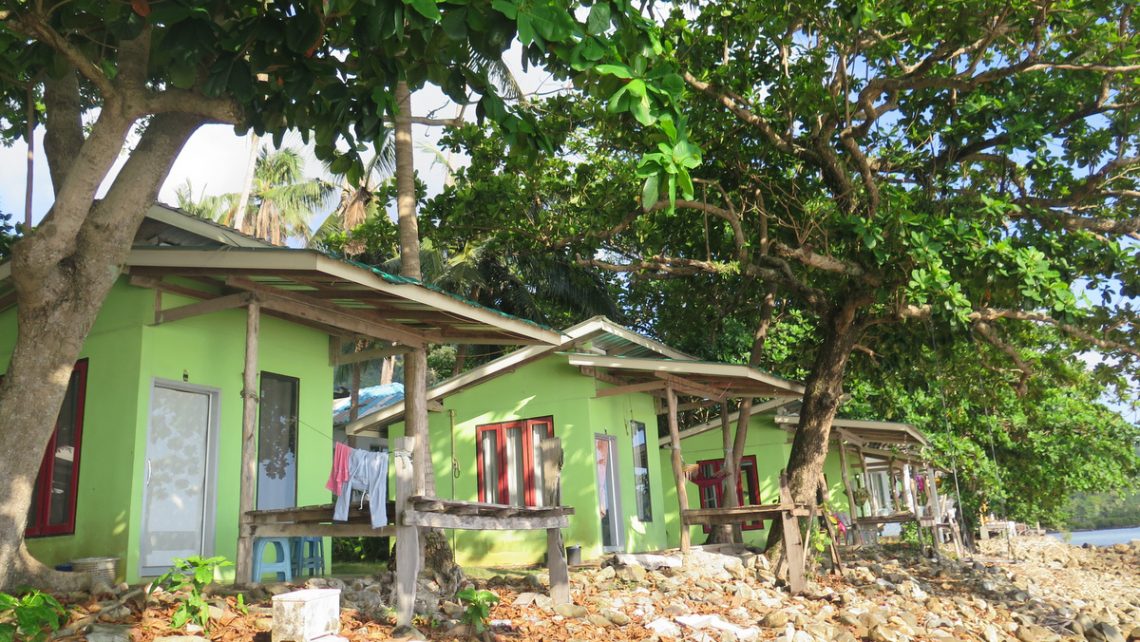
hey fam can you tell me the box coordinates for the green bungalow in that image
[344,317,805,566]
[0,205,559,583]
[661,408,931,549]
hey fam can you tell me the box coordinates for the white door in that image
[139,382,219,576]
[595,435,623,551]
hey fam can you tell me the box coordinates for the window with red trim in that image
[691,455,763,531]
[476,417,554,507]
[27,360,88,537]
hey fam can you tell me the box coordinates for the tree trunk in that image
[231,134,260,232]
[0,109,203,591]
[763,297,864,566]
[393,79,456,580]
[380,356,395,385]
[707,289,774,545]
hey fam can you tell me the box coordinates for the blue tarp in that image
[333,383,404,426]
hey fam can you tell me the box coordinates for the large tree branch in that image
[770,241,880,285]
[143,90,244,124]
[649,196,749,264]
[78,113,206,261]
[1011,207,1140,235]
[682,71,813,160]
[9,10,115,99]
[14,109,135,288]
[115,27,152,91]
[42,71,85,195]
[970,308,1140,357]
[891,304,1139,357]
[972,320,1031,396]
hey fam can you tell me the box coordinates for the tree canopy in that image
[409,0,1140,529]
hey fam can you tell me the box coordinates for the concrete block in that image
[271,588,341,642]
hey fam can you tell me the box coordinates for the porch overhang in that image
[774,415,930,450]
[563,353,805,401]
[120,247,562,348]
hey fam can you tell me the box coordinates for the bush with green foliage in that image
[0,589,67,642]
[149,556,230,631]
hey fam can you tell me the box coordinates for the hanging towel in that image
[333,448,389,528]
[326,442,352,494]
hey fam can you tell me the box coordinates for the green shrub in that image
[149,556,230,631]
[455,588,499,634]
[0,589,67,642]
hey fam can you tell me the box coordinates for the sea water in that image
[1050,526,1140,547]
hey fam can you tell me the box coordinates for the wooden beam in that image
[252,523,398,538]
[654,373,729,401]
[402,510,570,530]
[227,277,427,347]
[837,440,865,545]
[128,274,214,300]
[665,385,691,552]
[778,471,806,595]
[595,380,665,398]
[393,436,419,629]
[333,344,410,366]
[657,398,721,415]
[579,366,639,388]
[542,437,570,604]
[235,301,259,584]
[155,292,253,325]
[435,335,550,346]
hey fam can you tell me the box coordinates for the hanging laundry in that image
[332,448,389,528]
[326,441,351,494]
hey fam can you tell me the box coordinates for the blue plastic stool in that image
[252,537,293,582]
[292,536,325,577]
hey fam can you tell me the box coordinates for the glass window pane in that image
[530,423,548,507]
[480,430,499,503]
[46,371,82,526]
[505,426,524,506]
[631,421,652,521]
[257,374,299,511]
[741,459,759,505]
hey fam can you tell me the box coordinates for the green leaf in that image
[404,0,442,21]
[595,63,633,79]
[642,173,660,210]
[490,0,517,19]
[586,2,611,33]
[169,61,196,89]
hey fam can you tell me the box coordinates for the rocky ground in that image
[44,536,1140,642]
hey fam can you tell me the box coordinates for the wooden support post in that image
[925,467,942,554]
[778,471,805,595]
[393,436,420,629]
[236,300,260,584]
[405,350,429,496]
[665,385,691,552]
[857,448,880,515]
[837,443,864,545]
[888,458,901,510]
[542,438,570,605]
[718,404,742,542]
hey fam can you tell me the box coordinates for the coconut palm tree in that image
[310,137,396,255]
[173,179,235,221]
[244,147,335,245]
[175,147,334,245]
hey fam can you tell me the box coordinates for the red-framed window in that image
[27,359,89,537]
[476,416,554,507]
[692,455,763,531]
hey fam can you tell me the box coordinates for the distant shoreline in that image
[1050,524,1140,534]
